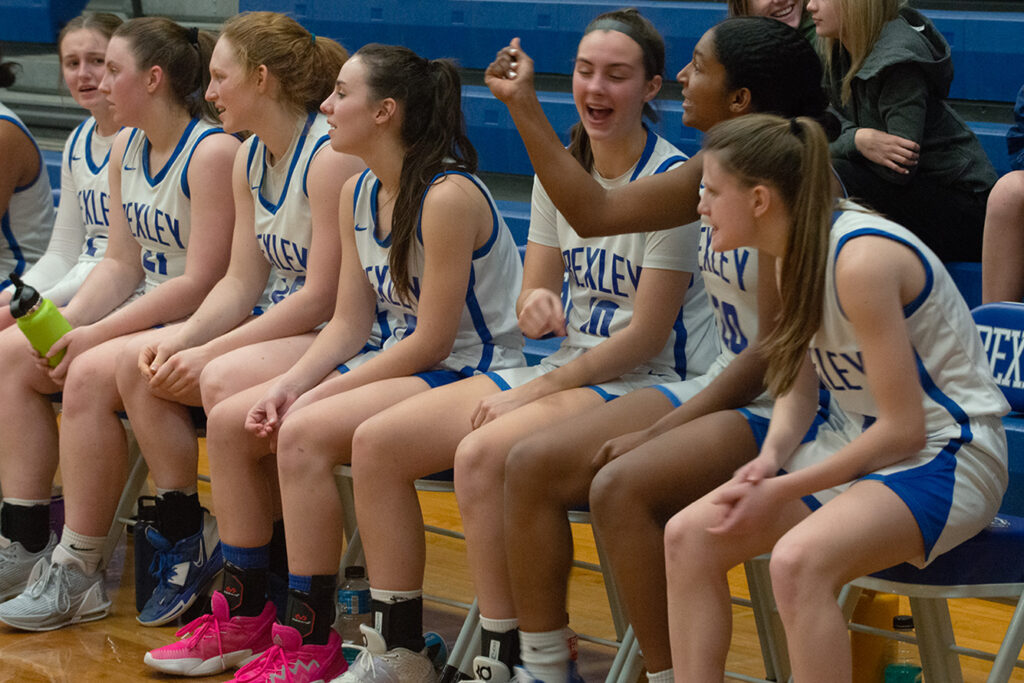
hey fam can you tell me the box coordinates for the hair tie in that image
[789,117,803,139]
[310,32,316,45]
[187,26,200,50]
[585,17,647,52]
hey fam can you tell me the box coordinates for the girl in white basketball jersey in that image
[484,18,828,683]
[347,11,717,681]
[665,114,1007,682]
[0,51,54,292]
[192,43,523,682]
[0,14,124,330]
[0,17,237,632]
[104,13,363,637]
[0,11,122,603]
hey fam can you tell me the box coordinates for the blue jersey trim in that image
[256,112,315,214]
[83,119,112,175]
[144,117,199,187]
[0,115,44,191]
[653,155,687,175]
[0,211,26,287]
[463,265,495,347]
[652,384,682,408]
[583,384,618,402]
[832,227,934,320]
[628,126,657,182]
[370,177,391,248]
[180,126,226,200]
[861,351,967,560]
[302,134,331,198]
[483,371,512,391]
[68,119,86,172]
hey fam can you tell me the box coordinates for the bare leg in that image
[58,333,142,537]
[205,379,283,548]
[200,334,317,410]
[504,388,674,633]
[0,327,64,501]
[665,484,809,681]
[769,481,924,682]
[351,375,500,591]
[454,388,605,619]
[589,409,757,673]
[982,171,1024,303]
[116,326,199,490]
[276,377,436,577]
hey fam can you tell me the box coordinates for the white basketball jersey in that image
[245,112,330,310]
[351,168,524,373]
[119,118,224,292]
[698,221,759,369]
[529,129,715,380]
[0,102,54,288]
[811,203,1010,430]
[66,117,115,264]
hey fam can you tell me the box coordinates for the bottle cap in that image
[8,272,41,318]
[892,614,915,630]
[344,565,367,579]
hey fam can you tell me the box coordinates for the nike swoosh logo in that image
[71,155,82,161]
[354,224,369,232]
[124,165,137,171]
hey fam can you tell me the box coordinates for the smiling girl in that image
[348,10,717,682]
[727,0,816,43]
[0,16,238,632]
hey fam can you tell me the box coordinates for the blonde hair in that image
[702,114,833,395]
[220,12,348,115]
[820,0,903,105]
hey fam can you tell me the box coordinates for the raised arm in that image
[486,38,703,236]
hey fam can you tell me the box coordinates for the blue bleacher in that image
[243,0,1024,104]
[0,0,88,43]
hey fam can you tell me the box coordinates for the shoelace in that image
[235,642,288,680]
[173,610,226,658]
[25,562,71,614]
[149,546,188,591]
[344,642,381,678]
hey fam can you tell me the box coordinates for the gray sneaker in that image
[0,532,57,602]
[331,624,437,683]
[0,557,110,631]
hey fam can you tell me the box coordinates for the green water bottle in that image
[884,615,923,682]
[9,272,72,367]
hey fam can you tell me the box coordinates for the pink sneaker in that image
[230,623,347,683]
[143,591,275,676]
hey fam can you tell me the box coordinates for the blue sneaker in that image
[133,495,159,613]
[424,630,448,673]
[137,511,222,626]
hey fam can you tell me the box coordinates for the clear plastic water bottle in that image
[9,272,72,367]
[883,615,923,682]
[335,565,371,646]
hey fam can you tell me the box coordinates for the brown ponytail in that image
[702,114,833,395]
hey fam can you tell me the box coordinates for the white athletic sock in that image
[1,497,51,507]
[480,615,518,633]
[520,628,569,681]
[647,669,673,683]
[56,526,104,574]
[369,587,422,603]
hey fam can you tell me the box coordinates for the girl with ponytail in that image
[0,16,238,633]
[664,114,1008,681]
[198,43,524,682]
[349,10,718,681]
[100,10,361,662]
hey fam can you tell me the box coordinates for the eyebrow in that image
[575,57,637,69]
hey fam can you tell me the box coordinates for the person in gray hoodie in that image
[810,0,996,262]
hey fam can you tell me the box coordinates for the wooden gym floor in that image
[0,449,1022,682]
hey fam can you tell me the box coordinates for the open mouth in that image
[586,105,612,123]
[771,2,797,21]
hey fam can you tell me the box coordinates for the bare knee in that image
[454,431,506,513]
[590,457,649,531]
[504,436,559,504]
[276,411,330,483]
[199,355,239,409]
[115,337,147,393]
[61,349,118,414]
[350,413,404,483]
[769,533,830,614]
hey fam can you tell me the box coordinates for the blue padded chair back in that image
[973,302,1024,413]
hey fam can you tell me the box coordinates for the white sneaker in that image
[331,623,437,682]
[0,556,110,631]
[0,532,57,602]
[470,655,511,682]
